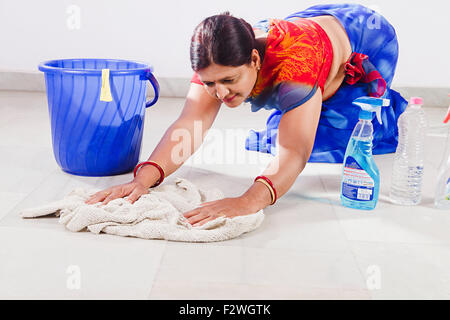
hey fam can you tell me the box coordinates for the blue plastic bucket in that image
[38,58,159,176]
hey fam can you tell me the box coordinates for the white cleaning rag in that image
[20,178,264,242]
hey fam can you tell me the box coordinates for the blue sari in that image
[245,3,408,163]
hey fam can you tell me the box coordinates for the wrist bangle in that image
[254,175,277,205]
[134,161,165,187]
[255,178,275,205]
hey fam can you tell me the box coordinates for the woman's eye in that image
[204,82,214,87]
[223,79,234,84]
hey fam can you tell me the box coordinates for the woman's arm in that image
[86,83,221,205]
[242,89,323,210]
[182,89,323,226]
[134,83,222,188]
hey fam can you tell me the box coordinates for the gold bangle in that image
[133,161,166,188]
[255,178,275,205]
[153,161,166,179]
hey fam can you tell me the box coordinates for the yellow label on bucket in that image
[100,69,113,102]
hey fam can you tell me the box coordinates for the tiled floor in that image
[0,90,449,300]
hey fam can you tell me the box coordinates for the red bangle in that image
[254,175,277,205]
[133,161,165,187]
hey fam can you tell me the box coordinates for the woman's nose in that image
[215,84,230,100]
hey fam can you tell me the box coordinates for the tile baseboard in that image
[393,87,449,109]
[0,70,448,107]
[0,70,190,99]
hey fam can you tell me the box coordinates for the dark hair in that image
[190,12,258,71]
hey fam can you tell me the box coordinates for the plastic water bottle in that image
[435,104,450,209]
[390,97,428,205]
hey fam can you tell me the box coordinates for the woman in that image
[85,3,407,226]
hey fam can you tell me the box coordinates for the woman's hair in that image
[190,12,258,72]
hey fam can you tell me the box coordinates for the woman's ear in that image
[251,49,261,69]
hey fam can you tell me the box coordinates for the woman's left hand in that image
[183,196,257,227]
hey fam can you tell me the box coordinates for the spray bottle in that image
[435,103,450,209]
[340,96,390,210]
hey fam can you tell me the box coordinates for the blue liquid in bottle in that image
[340,116,380,210]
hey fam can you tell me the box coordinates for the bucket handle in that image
[145,71,160,108]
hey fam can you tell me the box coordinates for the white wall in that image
[1,0,449,87]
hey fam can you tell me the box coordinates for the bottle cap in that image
[359,109,373,120]
[445,94,450,124]
[410,97,423,105]
[444,106,450,124]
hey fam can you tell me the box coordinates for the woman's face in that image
[196,49,261,108]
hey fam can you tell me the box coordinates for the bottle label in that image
[342,156,374,201]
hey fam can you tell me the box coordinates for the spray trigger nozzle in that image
[352,96,390,124]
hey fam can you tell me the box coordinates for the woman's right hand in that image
[84,180,150,205]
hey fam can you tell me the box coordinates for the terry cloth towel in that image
[20,178,264,242]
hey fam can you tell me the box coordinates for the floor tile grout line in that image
[0,168,103,228]
[146,279,373,300]
[347,239,450,248]
[0,168,61,225]
[317,173,353,252]
[317,173,373,298]
[147,239,169,299]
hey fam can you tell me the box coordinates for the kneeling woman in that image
[86,3,407,226]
